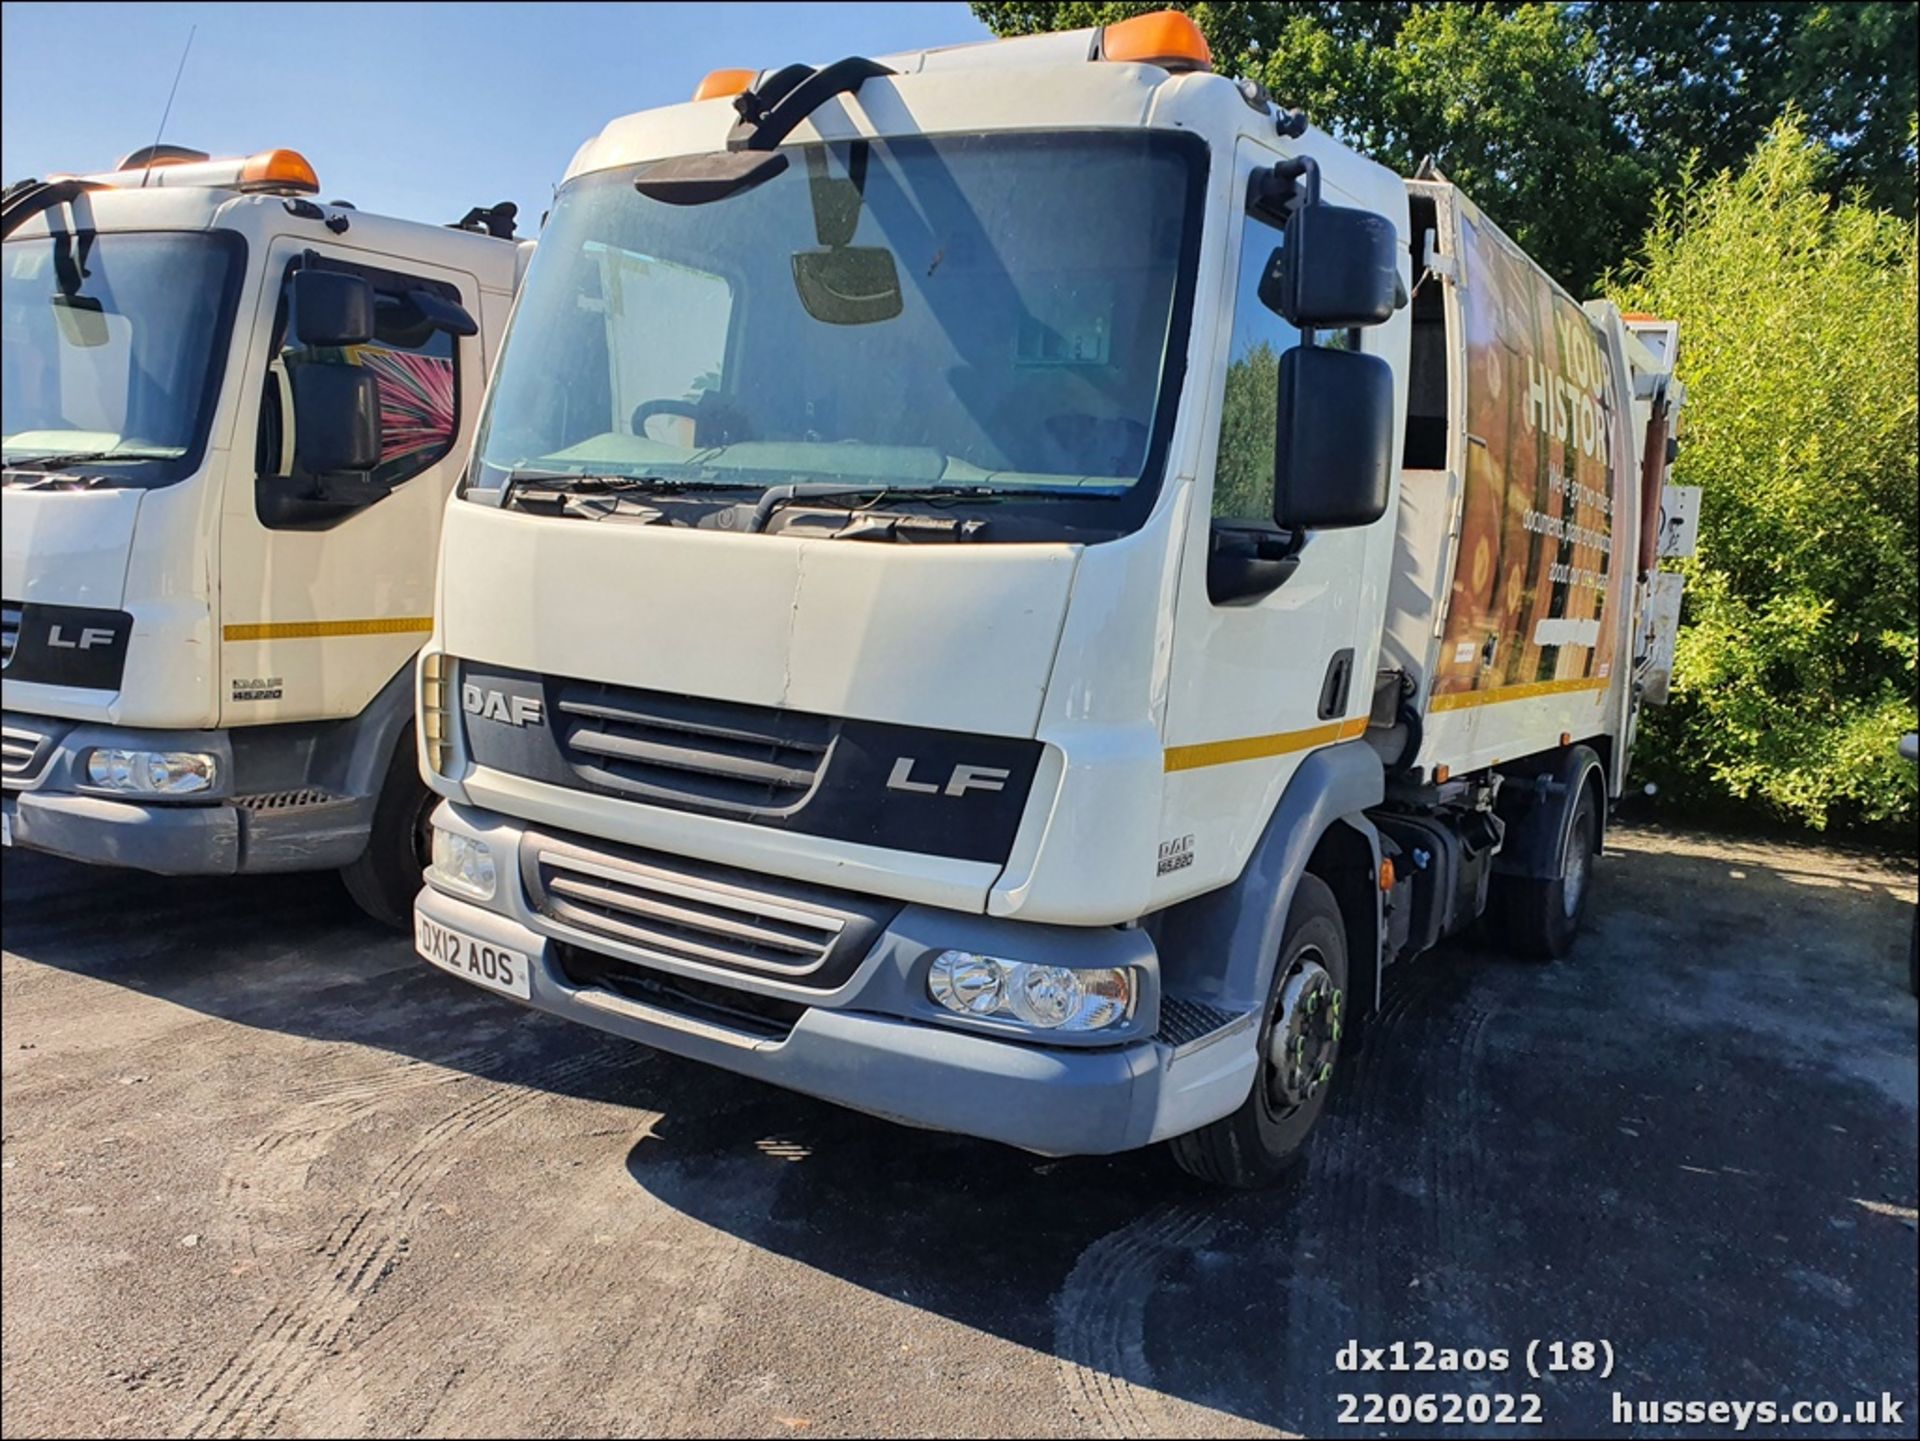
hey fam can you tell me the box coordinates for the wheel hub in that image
[1265,954,1341,1111]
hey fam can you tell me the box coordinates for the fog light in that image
[429,825,495,901]
[927,950,1135,1032]
[84,748,216,795]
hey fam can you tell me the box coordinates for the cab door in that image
[1154,138,1409,904]
[219,237,481,727]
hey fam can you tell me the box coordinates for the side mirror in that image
[634,150,791,206]
[293,269,375,347]
[406,287,478,338]
[791,246,903,325]
[51,294,110,348]
[1274,345,1393,531]
[1260,204,1400,329]
[289,363,382,475]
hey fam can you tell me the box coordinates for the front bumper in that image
[414,805,1259,1157]
[2,712,375,874]
[4,787,244,873]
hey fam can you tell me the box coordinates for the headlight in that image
[429,825,495,901]
[927,949,1135,1032]
[84,749,217,796]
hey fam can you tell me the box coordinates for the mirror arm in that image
[1247,155,1321,224]
[733,57,895,152]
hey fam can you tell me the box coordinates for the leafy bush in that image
[1610,120,1918,831]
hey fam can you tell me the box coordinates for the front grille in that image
[554,942,807,1041]
[522,826,896,990]
[0,603,19,668]
[550,678,831,818]
[1,720,52,782]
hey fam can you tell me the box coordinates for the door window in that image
[256,258,462,490]
[1212,211,1300,524]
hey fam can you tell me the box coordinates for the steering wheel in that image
[631,398,701,437]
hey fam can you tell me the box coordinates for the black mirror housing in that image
[1274,344,1394,531]
[791,246,903,325]
[406,287,478,338]
[51,294,110,348]
[1261,204,1400,329]
[293,269,375,347]
[290,364,382,475]
[634,150,791,205]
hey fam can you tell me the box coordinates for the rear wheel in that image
[1488,779,1599,960]
[1169,874,1348,1189]
[340,729,435,930]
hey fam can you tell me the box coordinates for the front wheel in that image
[339,729,435,930]
[1169,874,1348,1189]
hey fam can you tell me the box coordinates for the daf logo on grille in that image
[886,757,1011,798]
[462,683,543,727]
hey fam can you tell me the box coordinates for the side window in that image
[256,260,461,490]
[1212,212,1300,524]
[584,241,733,446]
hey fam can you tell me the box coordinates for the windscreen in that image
[1,230,243,486]
[468,131,1201,520]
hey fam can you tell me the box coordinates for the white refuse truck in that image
[1,146,523,925]
[412,12,1683,1184]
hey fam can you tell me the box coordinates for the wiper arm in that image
[749,481,1088,532]
[5,450,133,472]
[503,469,755,503]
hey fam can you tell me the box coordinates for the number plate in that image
[415,911,531,1000]
[1,807,12,848]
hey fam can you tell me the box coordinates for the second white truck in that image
[2,147,524,924]
[412,12,1682,1184]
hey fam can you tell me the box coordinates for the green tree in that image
[1610,119,1918,829]
[971,3,1920,287]
[1589,2,1919,219]
[1214,341,1280,519]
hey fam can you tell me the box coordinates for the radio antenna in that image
[140,25,198,188]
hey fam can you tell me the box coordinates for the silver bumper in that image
[414,803,1258,1157]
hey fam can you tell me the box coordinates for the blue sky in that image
[0,2,991,230]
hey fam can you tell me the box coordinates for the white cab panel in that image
[438,500,1079,740]
[0,487,142,608]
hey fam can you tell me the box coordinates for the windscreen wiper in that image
[3,450,148,473]
[748,481,1093,532]
[504,470,745,499]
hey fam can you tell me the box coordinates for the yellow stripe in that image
[1165,716,1368,773]
[1428,676,1608,713]
[222,616,433,642]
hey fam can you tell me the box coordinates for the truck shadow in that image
[5,835,1915,1435]
[611,836,1918,1435]
[0,849,664,1110]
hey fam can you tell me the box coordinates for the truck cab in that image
[1,147,522,923]
[412,13,1679,1184]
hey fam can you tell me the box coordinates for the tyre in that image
[1487,777,1599,960]
[1169,874,1348,1189]
[340,728,436,930]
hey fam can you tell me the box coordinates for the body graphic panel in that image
[1433,207,1621,708]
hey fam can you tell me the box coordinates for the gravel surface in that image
[2,822,1915,1438]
